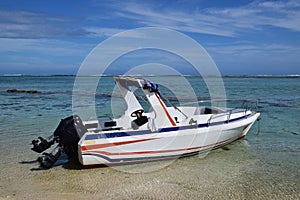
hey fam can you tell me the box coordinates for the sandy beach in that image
[1,139,299,200]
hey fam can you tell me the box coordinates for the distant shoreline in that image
[1,74,299,78]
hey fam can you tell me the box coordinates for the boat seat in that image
[204,107,219,114]
[131,116,148,129]
[104,121,117,127]
[131,109,148,129]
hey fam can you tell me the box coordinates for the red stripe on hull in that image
[81,138,157,151]
[83,135,246,156]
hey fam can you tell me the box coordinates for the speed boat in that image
[31,76,260,168]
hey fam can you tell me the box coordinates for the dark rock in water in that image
[6,89,41,94]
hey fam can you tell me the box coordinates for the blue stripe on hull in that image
[85,114,252,140]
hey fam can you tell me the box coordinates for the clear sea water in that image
[0,75,299,199]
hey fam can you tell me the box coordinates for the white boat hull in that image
[78,112,260,166]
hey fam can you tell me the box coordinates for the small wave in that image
[1,74,23,76]
[258,99,296,108]
[253,74,300,78]
[282,128,299,135]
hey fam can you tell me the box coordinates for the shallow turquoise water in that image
[0,75,299,199]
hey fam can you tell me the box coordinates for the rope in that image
[255,116,261,135]
[160,93,189,119]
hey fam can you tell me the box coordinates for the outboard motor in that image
[31,115,87,168]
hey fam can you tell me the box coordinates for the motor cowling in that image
[31,115,87,168]
[53,115,86,159]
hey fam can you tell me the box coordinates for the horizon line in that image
[1,73,299,77]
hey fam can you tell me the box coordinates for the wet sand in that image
[1,140,299,200]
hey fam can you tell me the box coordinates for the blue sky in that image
[0,0,299,75]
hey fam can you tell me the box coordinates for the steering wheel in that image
[131,109,144,118]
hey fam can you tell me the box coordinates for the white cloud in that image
[112,3,237,37]
[0,38,95,74]
[208,42,300,56]
[107,0,300,37]
[0,10,89,38]
[2,1,299,39]
[84,27,127,37]
[0,38,92,55]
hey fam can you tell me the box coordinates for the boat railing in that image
[181,98,259,125]
[207,112,228,125]
[200,98,258,109]
[181,98,258,110]
[213,99,258,125]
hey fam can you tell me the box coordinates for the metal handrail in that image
[207,112,228,125]
[181,99,259,126]
[181,98,259,112]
